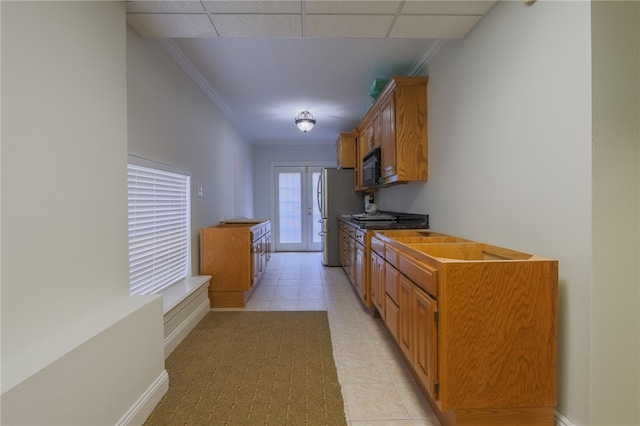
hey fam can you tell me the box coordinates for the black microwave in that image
[363,147,382,187]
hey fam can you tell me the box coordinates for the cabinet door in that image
[370,251,385,318]
[385,263,399,305]
[339,228,348,267]
[414,288,438,401]
[354,242,365,301]
[371,114,381,150]
[384,263,400,340]
[251,242,260,286]
[398,275,414,363]
[359,116,380,163]
[336,132,356,168]
[380,95,396,179]
[350,238,357,282]
[354,132,365,190]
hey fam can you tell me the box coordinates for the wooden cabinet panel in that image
[336,132,356,168]
[354,241,365,302]
[398,275,414,363]
[339,226,349,268]
[380,95,396,178]
[385,262,399,305]
[200,220,271,308]
[370,250,385,319]
[353,77,429,190]
[371,230,558,425]
[414,288,438,402]
[385,295,399,341]
[388,81,428,184]
[399,252,438,297]
[385,244,400,269]
[340,219,373,310]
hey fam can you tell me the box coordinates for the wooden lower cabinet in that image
[414,287,438,402]
[200,219,271,308]
[398,275,414,363]
[370,249,385,319]
[354,241,365,301]
[339,219,372,309]
[372,231,558,426]
[384,260,400,338]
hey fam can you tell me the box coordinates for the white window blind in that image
[127,161,190,296]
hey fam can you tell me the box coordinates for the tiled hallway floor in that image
[212,252,440,426]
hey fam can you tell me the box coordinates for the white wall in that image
[1,2,165,424]
[377,1,640,424]
[252,144,336,221]
[591,2,640,425]
[126,27,254,273]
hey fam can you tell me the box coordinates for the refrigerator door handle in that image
[316,171,323,216]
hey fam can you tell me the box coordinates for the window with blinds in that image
[127,159,190,296]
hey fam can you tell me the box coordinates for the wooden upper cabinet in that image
[380,95,396,179]
[358,113,380,157]
[355,76,429,188]
[381,77,428,184]
[355,129,368,190]
[336,132,356,169]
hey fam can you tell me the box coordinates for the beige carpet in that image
[145,311,347,425]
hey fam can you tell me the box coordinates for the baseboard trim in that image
[164,297,209,358]
[115,370,168,426]
[555,410,576,426]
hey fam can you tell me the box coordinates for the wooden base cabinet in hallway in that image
[200,219,271,308]
[339,221,371,308]
[371,231,558,426]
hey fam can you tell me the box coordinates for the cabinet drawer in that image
[385,263,399,304]
[399,253,438,297]
[251,226,264,241]
[385,244,400,268]
[371,237,385,255]
[347,226,356,238]
[355,228,365,244]
[385,295,399,341]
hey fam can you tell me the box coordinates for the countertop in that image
[339,211,429,230]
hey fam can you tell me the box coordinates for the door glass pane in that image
[278,172,301,243]
[311,171,321,243]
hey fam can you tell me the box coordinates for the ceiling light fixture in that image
[295,111,316,133]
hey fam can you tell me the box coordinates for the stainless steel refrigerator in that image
[317,168,364,266]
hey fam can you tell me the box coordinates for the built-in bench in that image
[162,275,211,358]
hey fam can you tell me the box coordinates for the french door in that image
[275,166,322,251]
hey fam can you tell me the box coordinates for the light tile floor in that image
[213,252,440,426]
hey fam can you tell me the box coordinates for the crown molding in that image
[407,38,448,77]
[156,38,255,142]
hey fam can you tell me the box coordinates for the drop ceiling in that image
[126,1,496,145]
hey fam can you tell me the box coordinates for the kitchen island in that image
[200,219,271,308]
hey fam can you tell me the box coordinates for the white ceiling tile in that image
[389,15,481,38]
[203,1,301,14]
[306,15,394,38]
[400,1,496,16]
[125,1,205,14]
[211,14,302,37]
[127,14,218,38]
[305,1,401,15]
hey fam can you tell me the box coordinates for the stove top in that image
[351,213,397,222]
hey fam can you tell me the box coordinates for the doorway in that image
[274,166,322,252]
